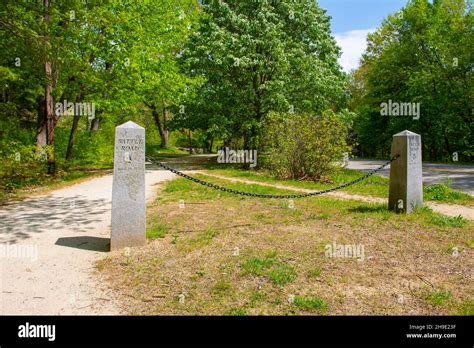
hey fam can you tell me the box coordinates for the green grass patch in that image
[179,227,221,251]
[424,182,472,203]
[224,307,248,316]
[268,264,297,285]
[455,300,474,315]
[428,214,467,228]
[307,268,322,278]
[425,290,452,306]
[293,295,328,311]
[241,251,296,285]
[146,221,167,239]
[212,278,232,295]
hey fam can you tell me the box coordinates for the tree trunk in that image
[44,0,55,174]
[65,85,86,161]
[65,114,81,161]
[150,103,169,148]
[208,136,214,153]
[36,96,47,150]
[90,116,100,131]
[162,105,169,147]
[188,130,193,154]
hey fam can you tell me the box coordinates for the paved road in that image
[347,159,474,196]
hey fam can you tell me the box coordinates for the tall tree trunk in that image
[162,105,169,147]
[65,85,86,161]
[188,130,193,154]
[90,116,100,131]
[150,103,169,148]
[36,96,47,151]
[208,136,214,153]
[65,114,80,161]
[44,0,55,174]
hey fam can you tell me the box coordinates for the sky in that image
[318,0,407,72]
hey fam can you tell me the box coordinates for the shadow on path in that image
[0,195,109,244]
[55,236,110,252]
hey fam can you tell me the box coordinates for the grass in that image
[455,300,474,315]
[146,221,168,239]
[307,268,322,278]
[424,182,472,203]
[241,251,297,286]
[293,296,328,312]
[425,290,452,306]
[428,214,467,228]
[201,165,474,206]
[146,145,190,159]
[203,165,391,198]
[96,174,474,315]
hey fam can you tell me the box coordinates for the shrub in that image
[262,111,351,180]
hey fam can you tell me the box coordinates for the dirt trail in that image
[202,172,474,221]
[0,168,177,314]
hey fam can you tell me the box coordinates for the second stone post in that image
[388,130,423,213]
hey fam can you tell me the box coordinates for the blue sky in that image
[318,0,408,71]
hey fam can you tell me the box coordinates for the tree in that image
[180,0,346,148]
[122,0,201,148]
[351,0,473,161]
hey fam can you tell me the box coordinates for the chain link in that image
[145,155,400,199]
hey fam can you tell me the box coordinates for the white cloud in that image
[334,29,375,72]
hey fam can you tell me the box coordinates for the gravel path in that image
[0,168,177,315]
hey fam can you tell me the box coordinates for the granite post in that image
[388,130,423,213]
[111,121,146,250]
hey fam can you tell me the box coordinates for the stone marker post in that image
[388,130,423,213]
[111,121,146,250]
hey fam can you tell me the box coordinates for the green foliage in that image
[263,111,352,180]
[350,0,473,161]
[180,0,346,147]
[0,0,202,185]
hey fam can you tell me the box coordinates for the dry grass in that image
[96,176,474,315]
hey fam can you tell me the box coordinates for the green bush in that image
[262,111,351,180]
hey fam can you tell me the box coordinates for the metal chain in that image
[145,155,400,199]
